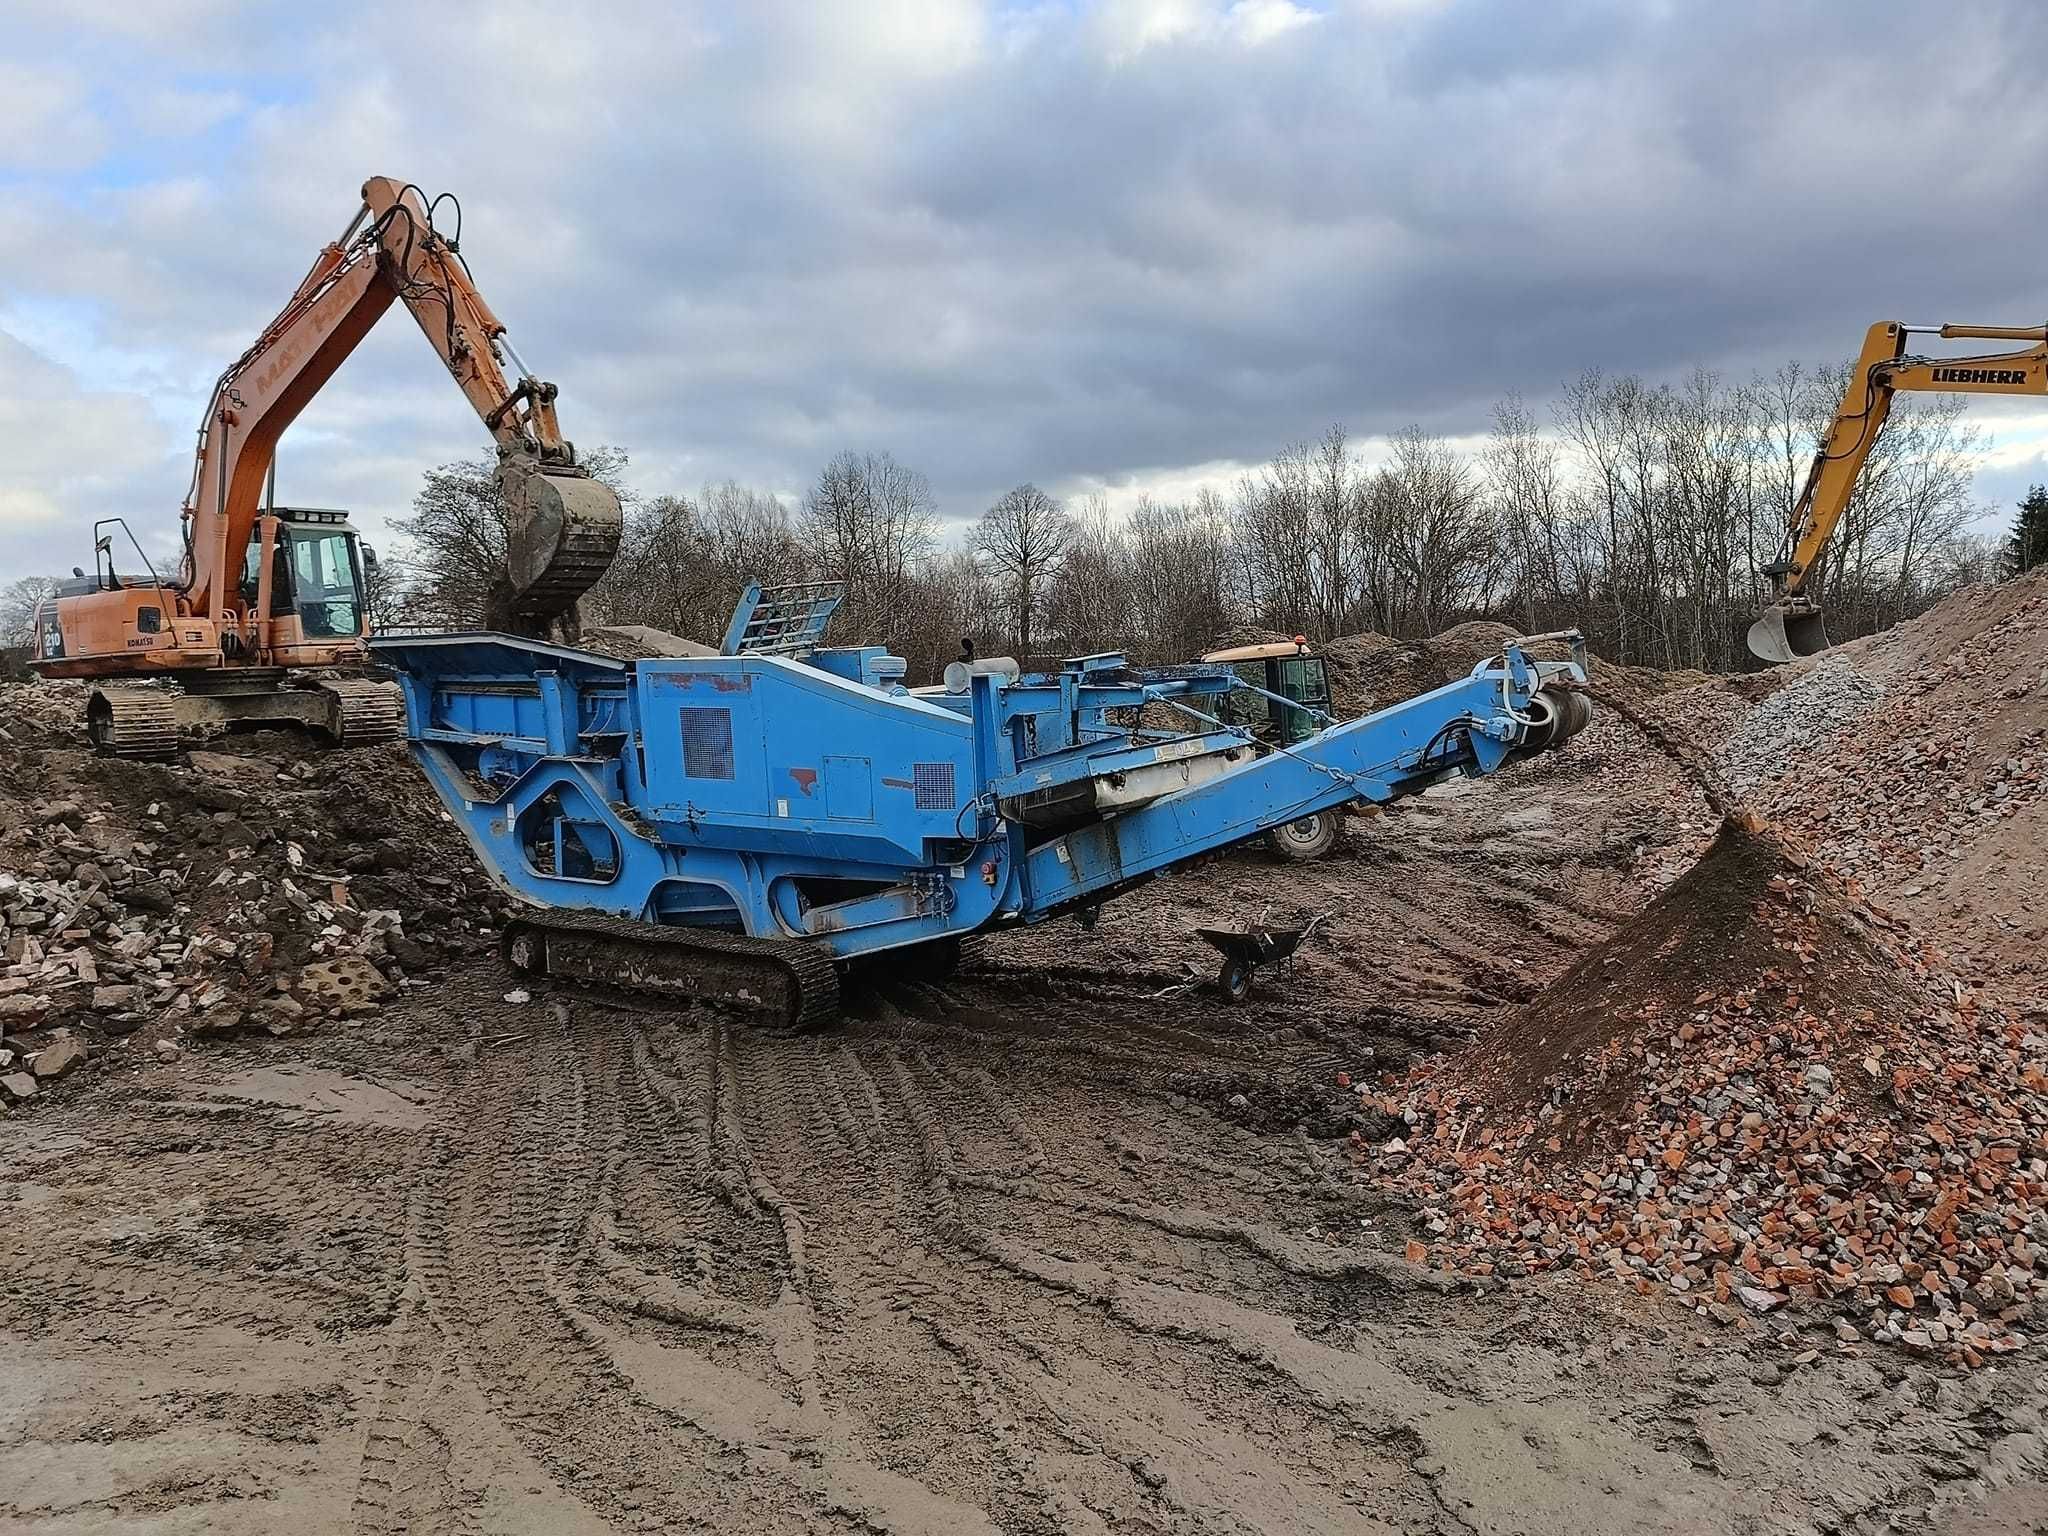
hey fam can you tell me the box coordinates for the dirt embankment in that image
[0,680,505,1103]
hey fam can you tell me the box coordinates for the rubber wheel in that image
[1267,812,1339,862]
[1217,958,1253,1004]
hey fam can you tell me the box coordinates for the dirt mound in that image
[0,679,503,1104]
[1374,810,2046,1364]
[1430,816,1915,1138]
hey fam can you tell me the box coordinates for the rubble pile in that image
[1376,816,2044,1364]
[1367,570,2048,1365]
[1752,584,2048,896]
[1716,656,1886,799]
[0,680,502,1106]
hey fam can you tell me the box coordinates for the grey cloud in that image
[4,0,2048,584]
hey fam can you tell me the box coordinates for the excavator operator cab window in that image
[282,527,366,638]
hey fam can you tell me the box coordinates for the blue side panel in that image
[633,655,975,863]
[640,670,763,818]
[824,756,874,821]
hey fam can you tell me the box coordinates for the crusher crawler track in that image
[501,910,842,1032]
[86,688,179,761]
[317,677,406,747]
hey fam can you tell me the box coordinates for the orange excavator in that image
[1749,320,2047,664]
[29,176,623,756]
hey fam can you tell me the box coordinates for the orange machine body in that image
[32,176,607,687]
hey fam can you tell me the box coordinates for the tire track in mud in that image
[346,1290,474,1536]
[332,776,1727,1536]
[386,1006,825,1533]
[805,1039,1456,1532]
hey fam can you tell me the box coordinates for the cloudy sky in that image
[5,0,2048,584]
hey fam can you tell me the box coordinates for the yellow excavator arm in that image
[1750,320,2048,663]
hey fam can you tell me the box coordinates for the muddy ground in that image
[5,585,2048,1533]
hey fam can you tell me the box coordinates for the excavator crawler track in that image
[318,677,405,747]
[500,910,841,1033]
[86,689,178,761]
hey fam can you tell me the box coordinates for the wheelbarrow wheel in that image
[1267,811,1339,862]
[1217,957,1253,1004]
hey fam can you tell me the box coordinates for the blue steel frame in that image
[371,631,1586,961]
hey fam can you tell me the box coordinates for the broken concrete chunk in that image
[29,1036,87,1079]
[0,994,48,1026]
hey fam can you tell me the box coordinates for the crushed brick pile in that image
[1370,815,2044,1365]
[1359,569,2048,1367]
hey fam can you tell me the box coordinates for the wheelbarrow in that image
[1194,922,1311,1004]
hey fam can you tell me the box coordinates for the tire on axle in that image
[1266,811,1340,862]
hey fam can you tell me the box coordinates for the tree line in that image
[4,357,2014,676]
[382,359,2007,678]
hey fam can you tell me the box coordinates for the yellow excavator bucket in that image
[1745,599,1831,665]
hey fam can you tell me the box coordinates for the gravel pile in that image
[1716,656,1884,798]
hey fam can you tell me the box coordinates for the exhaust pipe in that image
[1746,599,1831,666]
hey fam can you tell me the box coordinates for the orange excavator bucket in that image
[1745,599,1831,665]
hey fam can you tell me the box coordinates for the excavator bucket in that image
[1745,600,1831,665]
[495,459,624,631]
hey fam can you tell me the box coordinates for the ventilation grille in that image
[678,707,735,780]
[912,761,956,811]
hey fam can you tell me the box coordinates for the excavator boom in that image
[176,177,621,635]
[1749,320,2047,663]
[32,177,622,755]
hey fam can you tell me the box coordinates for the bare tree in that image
[1484,394,1573,632]
[1128,494,1235,662]
[357,547,411,630]
[1369,426,1496,636]
[802,450,939,649]
[1044,493,1135,659]
[592,482,806,642]
[974,482,1073,658]
[0,575,56,649]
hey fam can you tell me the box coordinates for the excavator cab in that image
[1745,596,1832,665]
[240,508,373,648]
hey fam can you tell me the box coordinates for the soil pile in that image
[0,679,501,1105]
